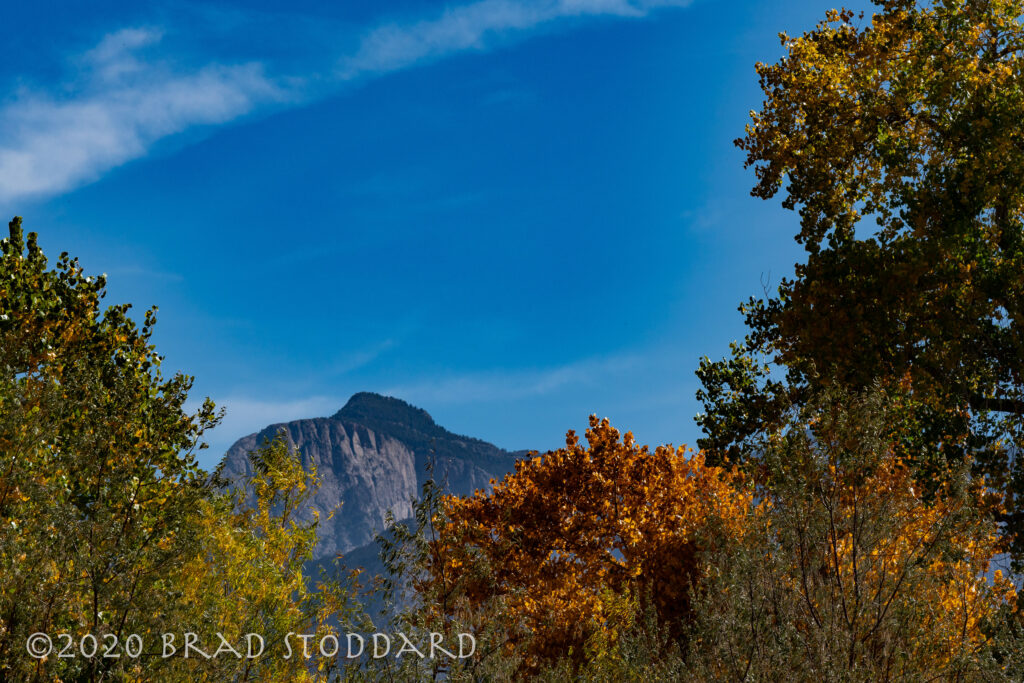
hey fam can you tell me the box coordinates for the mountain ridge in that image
[217,392,523,560]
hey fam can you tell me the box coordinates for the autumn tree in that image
[688,389,1022,680]
[166,435,364,681]
[419,416,751,675]
[347,476,525,682]
[0,217,364,681]
[696,0,1024,565]
[0,217,220,680]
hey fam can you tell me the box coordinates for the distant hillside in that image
[217,392,524,560]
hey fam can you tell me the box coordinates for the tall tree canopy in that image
[0,218,358,681]
[0,217,220,680]
[696,0,1024,564]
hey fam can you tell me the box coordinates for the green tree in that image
[0,217,368,681]
[0,216,220,680]
[696,0,1024,565]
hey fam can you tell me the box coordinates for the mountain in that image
[217,392,523,560]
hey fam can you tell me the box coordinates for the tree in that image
[0,218,366,681]
[423,416,752,675]
[168,435,364,681]
[0,217,219,680]
[696,0,1024,565]
[689,390,1021,680]
[351,476,525,682]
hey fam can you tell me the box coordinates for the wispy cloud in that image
[0,0,691,204]
[383,352,643,404]
[341,0,690,78]
[0,28,283,203]
[105,263,185,282]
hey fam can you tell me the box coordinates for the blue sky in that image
[0,0,873,468]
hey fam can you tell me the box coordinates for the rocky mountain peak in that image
[218,392,522,560]
[335,392,438,434]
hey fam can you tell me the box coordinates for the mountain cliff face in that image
[217,392,522,560]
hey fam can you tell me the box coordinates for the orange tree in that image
[696,0,1024,568]
[418,416,752,674]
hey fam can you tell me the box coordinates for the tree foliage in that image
[0,217,219,680]
[169,435,362,681]
[690,390,1022,681]
[424,416,751,675]
[0,218,361,681]
[696,0,1024,564]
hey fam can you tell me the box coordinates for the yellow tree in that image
[689,390,1021,680]
[423,416,752,674]
[165,435,363,682]
[0,218,363,681]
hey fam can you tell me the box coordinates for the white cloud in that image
[81,27,163,83]
[0,29,283,203]
[326,338,397,375]
[341,0,689,78]
[0,0,692,204]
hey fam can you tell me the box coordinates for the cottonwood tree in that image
[0,217,218,680]
[0,218,362,682]
[423,417,751,675]
[689,390,1021,681]
[168,436,364,682]
[697,0,1024,565]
